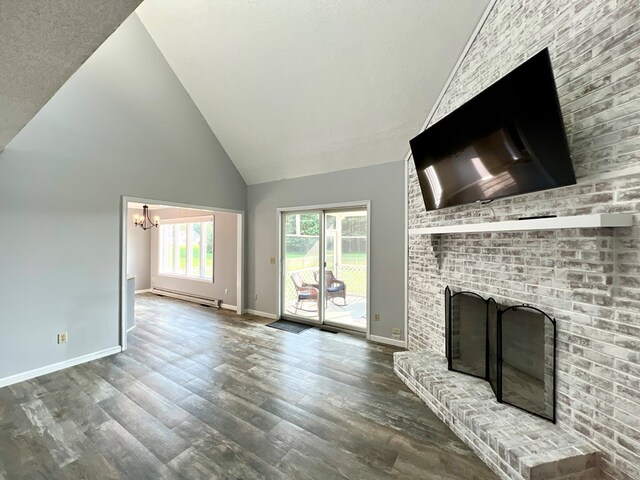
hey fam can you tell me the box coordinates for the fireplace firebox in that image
[445,287,556,422]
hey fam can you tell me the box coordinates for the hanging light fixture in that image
[133,205,159,231]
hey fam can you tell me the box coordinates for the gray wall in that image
[149,207,238,306]
[407,1,640,479]
[126,207,151,290]
[0,13,246,380]
[247,161,405,340]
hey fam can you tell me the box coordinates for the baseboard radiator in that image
[151,287,223,308]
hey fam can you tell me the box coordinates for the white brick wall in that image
[407,1,640,479]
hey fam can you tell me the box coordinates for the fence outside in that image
[284,259,366,310]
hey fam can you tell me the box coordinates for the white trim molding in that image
[236,212,244,315]
[0,346,121,389]
[409,213,633,236]
[135,289,152,294]
[369,335,407,349]
[245,309,279,320]
[157,215,213,225]
[276,200,372,212]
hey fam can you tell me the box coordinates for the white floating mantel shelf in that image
[409,213,634,236]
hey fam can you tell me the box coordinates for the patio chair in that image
[314,270,347,306]
[291,272,319,313]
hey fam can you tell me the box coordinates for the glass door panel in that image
[282,211,322,323]
[322,209,367,332]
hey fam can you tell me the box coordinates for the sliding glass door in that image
[322,210,367,332]
[281,207,368,333]
[281,211,322,324]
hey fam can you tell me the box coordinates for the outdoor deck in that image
[283,294,367,331]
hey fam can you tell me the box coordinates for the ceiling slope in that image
[137,0,490,184]
[0,0,143,149]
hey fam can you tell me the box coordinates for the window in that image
[159,216,214,281]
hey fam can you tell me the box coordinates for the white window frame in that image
[159,215,214,283]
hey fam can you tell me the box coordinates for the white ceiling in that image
[0,0,142,149]
[136,0,490,185]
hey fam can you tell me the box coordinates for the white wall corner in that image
[369,334,407,349]
[0,346,122,389]
[245,309,279,320]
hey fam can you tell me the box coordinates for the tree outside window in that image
[160,217,214,281]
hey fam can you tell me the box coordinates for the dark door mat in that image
[319,328,339,334]
[266,320,312,334]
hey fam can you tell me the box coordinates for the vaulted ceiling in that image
[136,0,490,184]
[1,1,490,184]
[0,0,142,150]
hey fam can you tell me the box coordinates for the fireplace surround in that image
[445,286,557,422]
[403,1,639,476]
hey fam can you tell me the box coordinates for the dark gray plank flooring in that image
[0,294,497,479]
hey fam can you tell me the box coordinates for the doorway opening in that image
[279,203,369,333]
[120,196,244,350]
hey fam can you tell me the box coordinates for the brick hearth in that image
[394,351,600,480]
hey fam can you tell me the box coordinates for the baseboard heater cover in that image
[151,287,223,308]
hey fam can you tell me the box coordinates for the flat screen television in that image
[410,49,575,211]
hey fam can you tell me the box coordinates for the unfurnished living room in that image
[0,1,639,479]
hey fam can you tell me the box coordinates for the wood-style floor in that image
[0,294,497,480]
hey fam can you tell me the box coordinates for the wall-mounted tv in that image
[410,49,575,211]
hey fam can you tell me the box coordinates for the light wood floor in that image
[0,294,497,479]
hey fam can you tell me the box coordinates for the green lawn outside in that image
[175,246,213,275]
[285,250,367,296]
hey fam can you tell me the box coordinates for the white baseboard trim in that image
[245,309,279,320]
[369,335,407,348]
[220,303,237,311]
[0,346,122,389]
[135,289,151,294]
[127,325,137,332]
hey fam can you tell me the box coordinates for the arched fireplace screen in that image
[445,287,557,422]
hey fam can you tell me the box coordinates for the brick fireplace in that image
[403,1,640,479]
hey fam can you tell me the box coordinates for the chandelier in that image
[133,205,159,231]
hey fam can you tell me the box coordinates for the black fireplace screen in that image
[445,287,557,422]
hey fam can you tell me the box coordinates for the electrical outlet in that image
[374,313,380,321]
[57,332,68,344]
[269,256,276,265]
[392,328,401,335]
[392,333,401,340]
[224,288,228,295]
